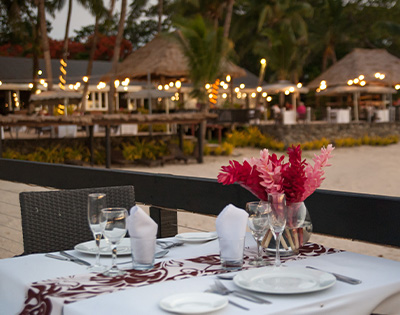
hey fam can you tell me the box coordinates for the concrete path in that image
[0,180,51,258]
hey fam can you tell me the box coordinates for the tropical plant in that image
[255,0,313,82]
[172,14,231,106]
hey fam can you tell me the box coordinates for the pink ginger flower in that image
[301,144,335,201]
[255,151,286,194]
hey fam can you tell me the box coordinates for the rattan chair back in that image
[19,185,135,255]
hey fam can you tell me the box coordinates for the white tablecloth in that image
[375,109,389,122]
[330,109,351,123]
[1,234,400,315]
[283,111,296,125]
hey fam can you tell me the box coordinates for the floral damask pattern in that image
[20,243,341,315]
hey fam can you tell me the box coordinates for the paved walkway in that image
[0,180,51,258]
[1,179,399,261]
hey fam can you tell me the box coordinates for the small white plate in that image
[74,238,131,256]
[175,232,217,243]
[234,266,336,294]
[159,292,228,314]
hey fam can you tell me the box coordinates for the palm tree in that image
[79,0,107,110]
[107,0,127,113]
[307,0,351,72]
[256,0,313,81]
[223,0,234,38]
[173,14,231,108]
[37,0,53,90]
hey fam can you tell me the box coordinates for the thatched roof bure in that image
[102,35,246,82]
[308,48,400,90]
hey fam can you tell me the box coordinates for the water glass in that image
[87,193,107,272]
[101,207,128,277]
[246,201,270,266]
[130,237,156,270]
[218,236,245,270]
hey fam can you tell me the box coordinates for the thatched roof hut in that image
[29,91,82,106]
[102,35,246,83]
[308,48,400,91]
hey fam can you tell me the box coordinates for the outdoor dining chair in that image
[19,185,135,255]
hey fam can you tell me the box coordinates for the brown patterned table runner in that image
[20,243,340,315]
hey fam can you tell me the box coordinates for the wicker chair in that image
[19,185,135,255]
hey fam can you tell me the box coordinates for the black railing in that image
[1,158,399,247]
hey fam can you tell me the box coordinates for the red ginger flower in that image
[282,145,307,203]
[217,160,268,201]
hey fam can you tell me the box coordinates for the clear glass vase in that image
[262,202,313,257]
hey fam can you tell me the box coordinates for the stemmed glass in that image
[267,193,287,267]
[100,207,128,277]
[245,201,270,266]
[87,193,107,272]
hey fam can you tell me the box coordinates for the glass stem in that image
[94,233,102,266]
[256,238,262,260]
[275,232,282,267]
[111,244,117,270]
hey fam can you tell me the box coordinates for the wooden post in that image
[149,206,178,238]
[89,125,94,166]
[105,125,111,169]
[178,124,184,151]
[197,122,204,163]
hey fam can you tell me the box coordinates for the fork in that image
[156,240,184,249]
[214,279,272,304]
[206,287,249,311]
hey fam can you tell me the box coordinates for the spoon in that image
[216,273,237,280]
[117,250,169,265]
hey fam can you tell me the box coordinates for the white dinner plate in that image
[234,266,336,294]
[74,238,131,256]
[159,292,228,314]
[175,232,217,243]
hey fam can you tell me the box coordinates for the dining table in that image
[1,233,400,315]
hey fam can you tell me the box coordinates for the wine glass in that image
[245,201,270,266]
[100,207,128,277]
[87,193,107,272]
[267,193,287,267]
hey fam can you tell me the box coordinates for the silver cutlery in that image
[216,273,237,280]
[156,240,184,249]
[117,250,169,265]
[213,279,271,304]
[45,253,70,262]
[59,251,91,266]
[306,266,362,285]
[45,253,90,266]
[205,289,249,311]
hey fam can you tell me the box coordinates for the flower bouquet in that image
[217,144,334,254]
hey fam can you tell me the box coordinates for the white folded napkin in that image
[216,204,249,240]
[127,205,158,238]
[127,205,158,263]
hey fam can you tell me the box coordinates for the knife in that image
[45,253,69,261]
[59,251,91,266]
[306,266,362,285]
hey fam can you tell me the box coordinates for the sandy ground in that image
[118,142,400,261]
